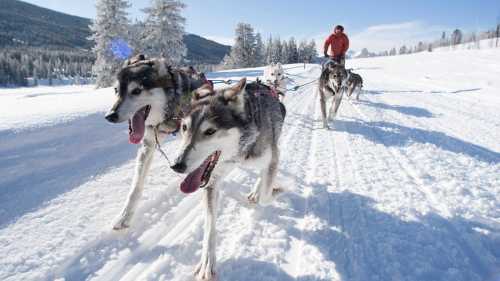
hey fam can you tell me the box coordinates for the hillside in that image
[0,0,231,63]
[0,0,92,49]
[0,48,499,281]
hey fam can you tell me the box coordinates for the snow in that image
[1,48,500,281]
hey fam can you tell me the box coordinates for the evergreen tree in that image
[265,36,274,64]
[288,37,298,63]
[253,33,265,66]
[142,0,186,64]
[272,37,282,63]
[451,29,463,46]
[89,0,131,87]
[228,23,257,67]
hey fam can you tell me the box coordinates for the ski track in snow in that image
[1,50,500,281]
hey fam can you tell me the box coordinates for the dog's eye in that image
[131,88,142,96]
[114,87,118,95]
[204,128,217,136]
[182,124,187,131]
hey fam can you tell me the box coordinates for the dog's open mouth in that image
[128,105,151,144]
[180,151,221,194]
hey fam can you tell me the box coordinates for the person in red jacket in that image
[324,25,349,65]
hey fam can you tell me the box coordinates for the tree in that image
[228,23,257,67]
[272,37,283,63]
[399,45,407,55]
[265,35,274,64]
[451,29,463,47]
[142,0,186,64]
[389,47,397,56]
[253,33,265,66]
[287,37,299,63]
[89,0,131,87]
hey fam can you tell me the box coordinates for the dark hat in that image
[334,25,344,31]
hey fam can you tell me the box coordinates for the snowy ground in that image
[1,49,499,281]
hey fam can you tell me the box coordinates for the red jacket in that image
[324,32,349,57]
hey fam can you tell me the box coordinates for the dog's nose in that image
[170,162,187,173]
[105,112,119,123]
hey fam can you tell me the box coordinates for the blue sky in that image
[23,0,500,51]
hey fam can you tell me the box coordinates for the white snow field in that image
[1,48,500,281]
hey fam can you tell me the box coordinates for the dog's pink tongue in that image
[129,110,146,144]
[180,159,211,194]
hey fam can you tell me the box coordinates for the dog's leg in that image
[356,86,362,100]
[347,85,355,98]
[194,185,219,280]
[112,128,164,230]
[248,146,280,205]
[331,89,344,120]
[319,87,329,129]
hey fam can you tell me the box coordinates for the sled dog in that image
[104,54,207,230]
[318,59,349,128]
[263,62,287,101]
[170,78,286,279]
[346,70,363,100]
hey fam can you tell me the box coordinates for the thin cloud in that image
[349,21,446,52]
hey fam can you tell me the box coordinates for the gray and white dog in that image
[170,78,286,280]
[318,59,349,128]
[105,55,207,230]
[346,70,363,100]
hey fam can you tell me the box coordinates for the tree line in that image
[358,24,500,58]
[0,47,93,87]
[218,23,318,70]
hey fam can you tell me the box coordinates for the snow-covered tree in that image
[399,45,407,55]
[89,0,131,87]
[281,40,290,64]
[227,23,257,67]
[389,47,397,56]
[265,36,274,64]
[272,37,283,63]
[253,33,265,66]
[287,37,298,63]
[451,29,463,46]
[142,0,186,64]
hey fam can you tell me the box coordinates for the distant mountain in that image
[0,0,231,64]
[0,0,92,49]
[183,34,231,65]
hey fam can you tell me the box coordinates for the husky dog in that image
[263,62,286,101]
[104,55,207,230]
[170,78,286,280]
[346,70,363,100]
[318,59,349,128]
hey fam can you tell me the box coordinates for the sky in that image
[23,0,500,52]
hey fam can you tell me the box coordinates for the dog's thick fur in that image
[318,60,349,128]
[263,62,287,101]
[170,78,286,279]
[346,70,363,100]
[105,55,207,230]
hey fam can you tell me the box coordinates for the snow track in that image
[1,50,500,281]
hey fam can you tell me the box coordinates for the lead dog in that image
[104,55,207,230]
[170,78,286,280]
[318,59,349,128]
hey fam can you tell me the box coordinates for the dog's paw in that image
[272,187,285,197]
[112,215,131,231]
[194,259,216,280]
[247,192,259,205]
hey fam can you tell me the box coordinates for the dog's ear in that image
[224,78,246,101]
[193,84,215,102]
